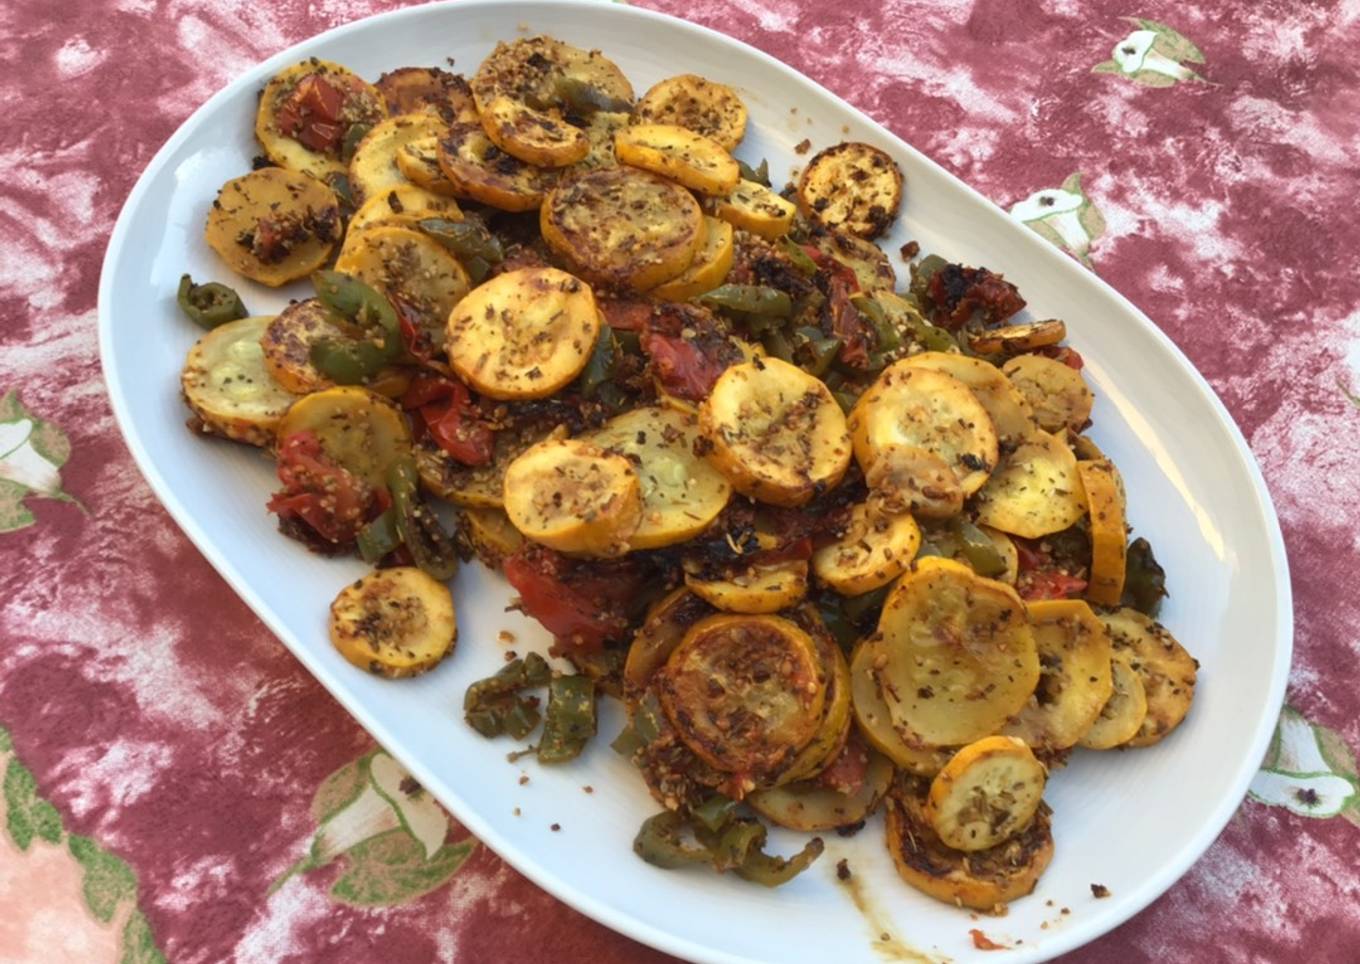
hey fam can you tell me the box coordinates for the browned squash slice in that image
[414,420,554,508]
[1002,599,1114,751]
[347,182,463,234]
[812,500,921,596]
[480,95,589,168]
[657,613,825,785]
[375,66,478,123]
[713,179,797,240]
[648,216,735,302]
[446,266,601,400]
[685,559,809,614]
[1003,353,1095,434]
[850,639,956,777]
[275,387,412,487]
[349,113,451,205]
[540,166,704,290]
[749,745,893,832]
[435,123,556,212]
[634,74,748,151]
[1078,654,1148,749]
[329,567,456,678]
[501,437,642,557]
[863,443,965,520]
[925,736,1047,852]
[471,35,634,116]
[624,588,717,701]
[181,317,298,447]
[797,141,902,239]
[259,299,347,395]
[899,351,1037,448]
[886,779,1054,911]
[203,168,340,287]
[395,134,460,197]
[255,60,388,181]
[877,557,1039,747]
[1077,458,1128,607]
[1098,608,1197,747]
[968,319,1067,355]
[809,229,897,292]
[775,610,852,785]
[575,110,631,170]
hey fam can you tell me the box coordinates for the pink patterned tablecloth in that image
[2,0,1358,961]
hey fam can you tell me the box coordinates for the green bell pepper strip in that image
[952,518,1007,578]
[577,325,619,398]
[831,389,860,415]
[555,76,633,114]
[537,675,598,764]
[698,284,793,318]
[309,270,403,383]
[690,794,739,833]
[762,329,795,363]
[633,812,715,869]
[794,327,842,378]
[464,653,552,711]
[341,122,372,162]
[609,721,645,759]
[736,158,771,187]
[355,507,401,564]
[464,653,552,738]
[778,237,819,275]
[389,457,460,581]
[1122,537,1167,616]
[908,253,948,306]
[466,696,541,740]
[735,835,825,887]
[417,218,505,265]
[177,274,248,329]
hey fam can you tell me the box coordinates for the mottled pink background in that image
[2,0,1359,961]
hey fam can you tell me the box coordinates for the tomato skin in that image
[400,375,495,466]
[1013,537,1088,600]
[641,332,730,401]
[267,431,376,545]
[1036,345,1085,370]
[275,74,349,154]
[503,545,644,649]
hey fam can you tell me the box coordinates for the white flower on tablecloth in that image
[1010,173,1106,268]
[1249,707,1360,824]
[1093,18,1206,88]
[0,391,81,533]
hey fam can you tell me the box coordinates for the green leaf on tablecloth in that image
[0,726,12,752]
[0,480,36,532]
[0,391,28,423]
[312,748,375,824]
[29,418,71,469]
[1091,60,1121,75]
[1315,722,1360,783]
[119,909,167,964]
[1127,70,1178,88]
[1136,18,1205,64]
[5,757,63,850]
[1338,377,1360,409]
[69,833,139,923]
[329,829,475,907]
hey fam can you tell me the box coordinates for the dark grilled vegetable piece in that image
[390,457,459,581]
[1122,537,1168,616]
[537,675,598,763]
[308,270,403,383]
[464,653,552,738]
[177,275,248,329]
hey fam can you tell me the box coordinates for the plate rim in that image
[96,2,1294,961]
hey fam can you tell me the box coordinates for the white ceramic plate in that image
[98,3,1291,961]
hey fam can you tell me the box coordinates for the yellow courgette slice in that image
[1078,654,1149,750]
[797,141,902,239]
[456,507,525,570]
[634,74,748,151]
[1003,353,1094,434]
[1002,599,1114,751]
[348,182,463,234]
[685,559,809,614]
[501,437,643,557]
[900,351,1037,448]
[395,134,460,197]
[471,35,634,116]
[968,319,1067,355]
[255,60,387,180]
[1076,458,1128,607]
[436,123,557,212]
[972,429,1086,538]
[348,113,450,205]
[480,95,589,168]
[180,317,298,447]
[713,179,796,240]
[648,216,735,302]
[203,168,340,287]
[329,567,456,678]
[812,500,921,596]
[275,387,412,487]
[850,639,956,776]
[1098,608,1197,748]
[863,443,965,520]
[615,123,740,196]
[259,299,346,395]
[925,736,1047,852]
[749,748,893,832]
[624,588,717,701]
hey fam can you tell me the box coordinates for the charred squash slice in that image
[812,500,921,596]
[203,168,340,287]
[969,319,1067,355]
[471,35,634,117]
[480,95,589,168]
[701,357,851,507]
[329,567,456,678]
[255,60,387,180]
[181,317,298,447]
[435,123,557,212]
[634,74,748,151]
[624,588,717,701]
[648,216,735,302]
[797,141,902,239]
[349,113,451,205]
[501,437,642,557]
[863,443,965,520]
[615,123,740,196]
[541,166,704,290]
[877,557,1039,747]
[395,134,460,197]
[374,66,478,122]
[886,779,1054,911]
[445,267,601,400]
[260,299,348,395]
[657,613,825,785]
[713,179,796,241]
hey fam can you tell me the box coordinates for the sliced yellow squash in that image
[329,567,456,678]
[1098,608,1197,747]
[797,141,902,239]
[255,60,387,180]
[446,267,600,400]
[396,134,460,197]
[349,113,449,205]
[588,405,731,549]
[812,501,921,596]
[849,361,999,496]
[259,299,347,395]
[541,165,704,290]
[968,319,1067,355]
[749,748,892,831]
[713,179,796,240]
[850,639,956,777]
[575,110,630,170]
[501,437,642,557]
[685,559,809,614]
[1079,654,1149,750]
[700,357,851,507]
[415,422,555,508]
[275,387,412,487]
[973,429,1086,538]
[480,94,589,168]
[810,230,897,292]
[900,351,1037,447]
[615,123,739,196]
[435,123,557,212]
[877,557,1040,747]
[203,168,340,287]
[457,507,525,570]
[1077,458,1128,607]
[863,443,964,520]
[1003,353,1095,434]
[181,317,298,447]
[348,182,463,234]
[624,588,717,701]
[471,35,634,117]
[634,74,748,151]
[648,216,735,302]
[374,66,477,122]
[925,736,1047,852]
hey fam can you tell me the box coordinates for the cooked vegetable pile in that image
[178,34,1198,913]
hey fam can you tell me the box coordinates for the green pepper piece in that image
[631,691,668,746]
[577,325,618,399]
[832,389,860,415]
[327,172,356,211]
[908,253,948,306]
[466,695,541,739]
[690,794,739,833]
[794,326,842,377]
[762,329,794,363]
[537,675,597,764]
[355,507,401,564]
[736,158,771,187]
[555,75,634,114]
[176,274,248,329]
[814,593,859,649]
[698,284,792,318]
[735,835,824,887]
[389,457,460,581]
[708,818,767,871]
[1121,537,1167,616]
[309,270,403,382]
[614,329,642,356]
[609,721,645,759]
[341,122,372,162]
[952,518,1007,578]
[918,324,958,353]
[464,652,552,711]
[633,812,713,869]
[852,294,902,355]
[778,237,818,275]
[417,217,505,265]
[842,584,891,627]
